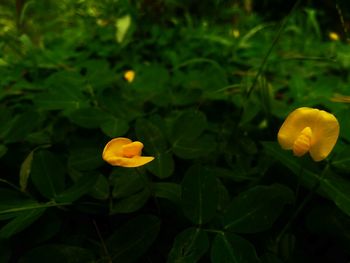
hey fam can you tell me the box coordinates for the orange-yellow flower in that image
[124,70,135,83]
[102,137,154,167]
[277,107,339,162]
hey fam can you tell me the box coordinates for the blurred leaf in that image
[55,174,99,203]
[69,107,110,129]
[106,214,160,263]
[0,207,46,239]
[30,150,65,199]
[135,118,167,153]
[19,150,35,192]
[211,232,260,263]
[19,245,95,263]
[223,184,294,233]
[80,59,115,90]
[332,145,350,172]
[68,147,104,171]
[34,86,88,111]
[153,182,181,204]
[4,111,41,143]
[167,227,209,263]
[147,152,174,179]
[132,64,170,92]
[0,145,7,159]
[115,15,132,43]
[173,134,217,159]
[171,110,207,142]
[100,117,129,137]
[182,165,218,225]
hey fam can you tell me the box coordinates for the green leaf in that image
[69,107,110,129]
[30,150,65,199]
[173,134,216,159]
[19,245,95,263]
[55,174,99,203]
[100,117,129,137]
[112,172,145,199]
[106,214,160,263]
[0,207,46,239]
[167,227,209,263]
[34,86,88,111]
[115,15,132,43]
[211,232,260,263]
[0,145,7,159]
[89,174,110,200]
[147,152,174,178]
[171,110,207,142]
[135,118,167,153]
[153,182,181,204]
[111,188,151,214]
[263,142,350,217]
[331,145,350,172]
[68,147,104,171]
[223,184,294,233]
[182,165,218,225]
[0,188,38,217]
[19,150,35,192]
[4,111,41,143]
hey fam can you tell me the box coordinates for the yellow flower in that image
[124,70,135,83]
[102,137,154,167]
[329,32,340,41]
[232,29,240,38]
[277,107,339,162]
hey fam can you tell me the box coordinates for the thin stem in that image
[92,220,112,263]
[276,162,330,244]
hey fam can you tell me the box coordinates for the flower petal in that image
[278,107,320,149]
[122,141,144,157]
[105,156,154,167]
[309,110,339,161]
[102,137,132,162]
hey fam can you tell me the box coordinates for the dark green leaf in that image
[4,111,41,143]
[106,214,160,263]
[223,184,294,233]
[182,165,218,225]
[263,142,350,217]
[19,245,95,263]
[211,232,260,263]
[153,182,181,204]
[0,208,46,239]
[173,134,216,159]
[30,150,65,199]
[55,174,99,203]
[100,116,129,137]
[171,110,207,142]
[110,187,150,214]
[69,107,110,129]
[167,227,209,263]
[147,151,174,178]
[135,118,167,153]
[89,174,110,200]
[0,145,7,159]
[68,147,104,171]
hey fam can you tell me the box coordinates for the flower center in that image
[293,126,313,157]
[122,141,144,158]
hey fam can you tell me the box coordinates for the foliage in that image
[1,0,350,262]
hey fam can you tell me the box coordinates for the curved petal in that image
[278,107,319,149]
[309,110,339,161]
[102,137,132,162]
[122,141,144,157]
[105,156,154,167]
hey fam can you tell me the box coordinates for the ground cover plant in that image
[1,0,350,262]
